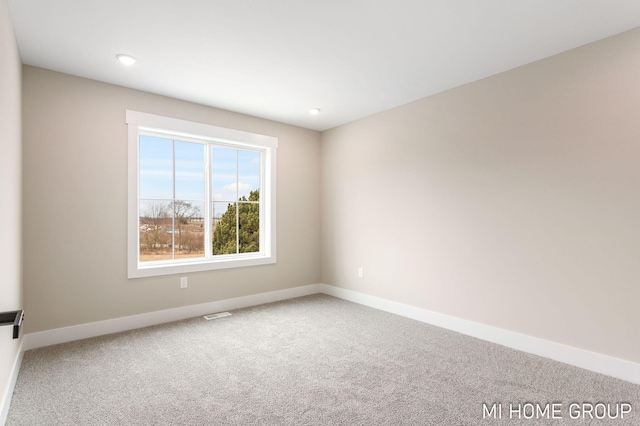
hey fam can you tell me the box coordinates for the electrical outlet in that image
[358,267,364,278]
[180,277,188,289]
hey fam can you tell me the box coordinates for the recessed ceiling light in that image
[309,108,321,116]
[116,54,137,66]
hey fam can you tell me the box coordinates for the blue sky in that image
[139,135,260,218]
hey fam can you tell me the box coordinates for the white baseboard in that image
[20,282,639,386]
[319,284,640,385]
[0,341,23,426]
[23,284,322,351]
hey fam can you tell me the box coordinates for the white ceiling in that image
[9,0,640,131]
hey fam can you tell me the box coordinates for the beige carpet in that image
[7,294,640,425]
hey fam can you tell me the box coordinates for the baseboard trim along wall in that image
[22,284,322,351]
[21,282,639,386]
[319,284,640,385]
[0,342,23,426]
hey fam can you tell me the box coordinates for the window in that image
[127,111,277,278]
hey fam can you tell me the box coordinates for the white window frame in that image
[126,110,277,278]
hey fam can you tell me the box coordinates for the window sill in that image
[128,254,276,279]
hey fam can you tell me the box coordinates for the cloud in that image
[140,170,203,180]
[139,169,172,178]
[222,182,252,192]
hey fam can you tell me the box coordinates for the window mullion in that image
[260,151,265,254]
[172,139,176,260]
[204,143,212,259]
[235,150,240,254]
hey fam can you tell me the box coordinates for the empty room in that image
[1,0,639,424]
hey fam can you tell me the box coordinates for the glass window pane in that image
[212,147,237,202]
[175,141,204,201]
[173,200,205,260]
[238,201,259,253]
[238,150,261,200]
[139,136,173,199]
[139,200,172,262]
[212,201,237,255]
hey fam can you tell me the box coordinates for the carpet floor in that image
[7,294,640,425]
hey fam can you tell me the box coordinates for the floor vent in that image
[203,312,232,320]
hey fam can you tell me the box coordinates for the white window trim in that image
[126,110,277,279]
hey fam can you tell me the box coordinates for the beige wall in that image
[0,0,23,413]
[22,66,321,333]
[321,28,640,363]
